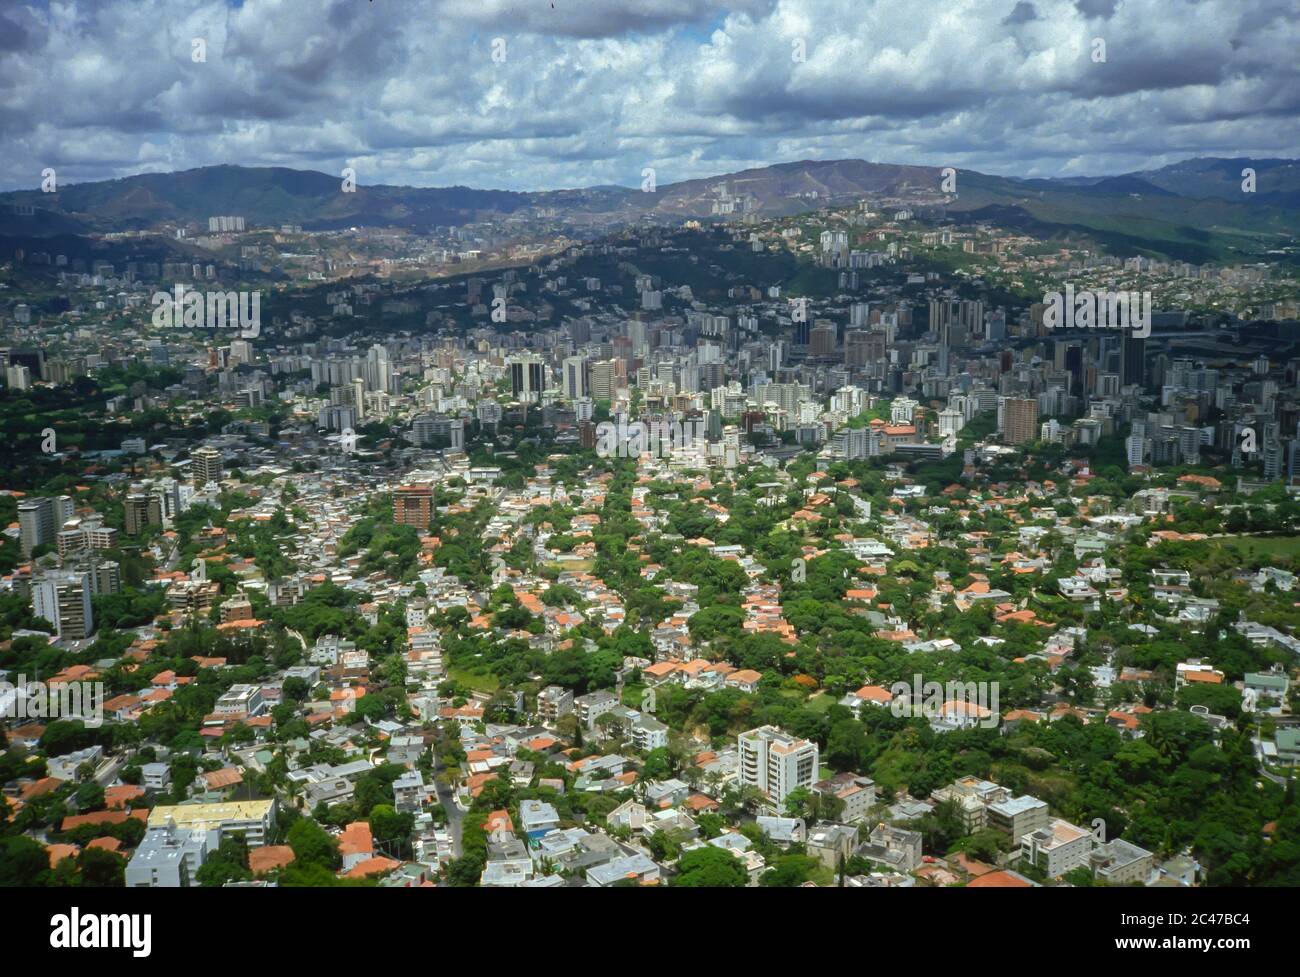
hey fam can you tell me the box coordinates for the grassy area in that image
[804,692,837,714]
[447,667,500,694]
[548,559,594,572]
[810,863,836,886]
[1212,536,1300,564]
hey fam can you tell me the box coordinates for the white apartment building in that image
[214,684,266,718]
[814,772,876,823]
[1020,818,1092,878]
[630,714,669,752]
[1091,838,1155,885]
[146,800,276,848]
[536,685,574,725]
[32,569,93,641]
[988,794,1050,841]
[737,725,819,804]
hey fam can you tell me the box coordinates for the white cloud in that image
[0,0,1296,191]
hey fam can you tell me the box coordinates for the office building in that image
[563,356,588,400]
[508,354,546,404]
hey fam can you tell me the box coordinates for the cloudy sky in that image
[2,0,1297,192]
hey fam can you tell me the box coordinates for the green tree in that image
[760,853,821,887]
[0,835,50,886]
[287,817,340,870]
[673,845,748,887]
[76,846,127,887]
[369,804,415,855]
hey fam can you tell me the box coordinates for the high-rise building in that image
[32,569,93,641]
[393,485,433,529]
[844,330,872,368]
[190,447,223,489]
[929,298,957,346]
[1001,398,1040,446]
[1122,334,1146,389]
[938,407,965,437]
[364,343,394,394]
[5,364,32,391]
[57,518,119,557]
[352,377,367,422]
[18,496,74,557]
[590,359,622,401]
[73,555,121,597]
[124,491,162,536]
[792,317,810,347]
[958,299,985,343]
[411,416,464,451]
[148,479,182,529]
[810,322,837,357]
[1125,431,1147,467]
[207,216,246,233]
[737,725,819,804]
[563,356,588,400]
[1264,439,1284,480]
[508,354,546,404]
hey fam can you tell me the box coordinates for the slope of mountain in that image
[946,166,1298,263]
[0,165,549,233]
[1131,157,1300,203]
[648,159,941,216]
[1,157,1295,263]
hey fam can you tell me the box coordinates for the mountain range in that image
[2,157,1297,264]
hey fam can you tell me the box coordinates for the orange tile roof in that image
[46,843,79,867]
[249,845,296,875]
[105,785,145,809]
[967,869,1033,888]
[20,777,63,800]
[345,856,400,879]
[854,685,894,703]
[60,809,148,831]
[201,767,244,789]
[339,822,373,858]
